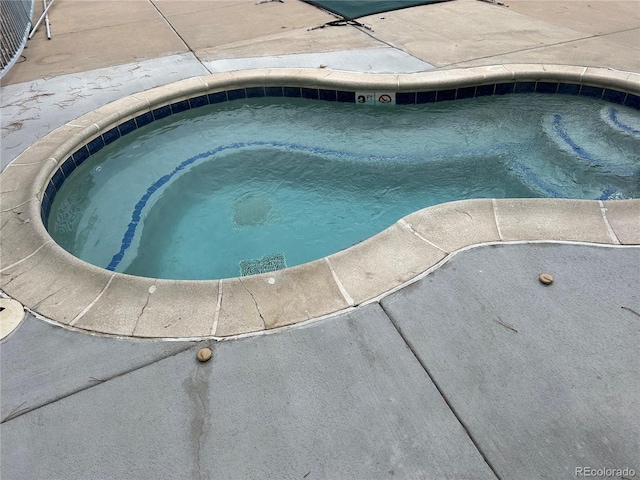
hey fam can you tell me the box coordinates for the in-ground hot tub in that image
[45,92,639,281]
[1,66,639,338]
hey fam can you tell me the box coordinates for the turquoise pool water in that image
[48,95,640,280]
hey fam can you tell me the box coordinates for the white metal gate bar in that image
[0,0,35,79]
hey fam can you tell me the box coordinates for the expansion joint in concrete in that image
[0,343,197,424]
[378,301,503,480]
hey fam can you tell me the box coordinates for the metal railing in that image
[0,0,35,79]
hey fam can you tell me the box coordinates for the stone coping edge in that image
[1,65,639,339]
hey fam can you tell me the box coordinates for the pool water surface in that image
[48,95,640,280]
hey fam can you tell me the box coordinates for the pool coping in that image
[1,64,639,339]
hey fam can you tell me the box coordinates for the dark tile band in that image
[40,83,639,226]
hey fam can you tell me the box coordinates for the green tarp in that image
[303,0,453,20]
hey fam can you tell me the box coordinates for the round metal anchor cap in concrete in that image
[0,298,26,340]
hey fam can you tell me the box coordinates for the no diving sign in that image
[355,92,396,106]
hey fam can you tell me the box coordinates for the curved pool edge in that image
[1,65,639,339]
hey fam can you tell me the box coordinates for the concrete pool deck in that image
[1,0,639,478]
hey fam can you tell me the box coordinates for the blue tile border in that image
[227,88,246,101]
[603,89,626,105]
[188,94,209,109]
[624,93,639,109]
[44,180,56,201]
[475,84,495,97]
[436,89,456,102]
[337,90,355,103]
[265,86,284,97]
[41,82,640,225]
[152,105,171,120]
[319,89,337,102]
[87,136,105,155]
[417,91,436,103]
[558,83,580,96]
[72,145,90,167]
[60,157,75,179]
[301,88,319,100]
[170,99,190,114]
[456,86,475,100]
[246,87,265,98]
[117,118,137,136]
[396,92,416,104]
[536,82,558,94]
[102,126,120,146]
[208,91,227,104]
[51,169,65,192]
[135,111,154,128]
[580,85,604,99]
[283,87,302,98]
[514,81,535,93]
[495,82,514,95]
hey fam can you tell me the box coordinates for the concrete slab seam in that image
[378,300,503,480]
[68,273,115,326]
[0,240,52,273]
[324,257,355,306]
[211,280,222,336]
[491,199,504,241]
[357,240,640,311]
[213,304,359,343]
[598,200,622,245]
[0,343,197,424]
[131,94,152,110]
[578,66,589,84]
[398,218,449,253]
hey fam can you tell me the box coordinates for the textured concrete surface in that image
[2,0,188,84]
[382,243,640,480]
[2,244,638,479]
[1,314,193,422]
[204,47,435,74]
[1,0,639,477]
[0,53,209,169]
[506,0,640,35]
[4,0,639,87]
[1,304,496,480]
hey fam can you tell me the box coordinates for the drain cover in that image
[240,253,286,276]
[232,192,272,226]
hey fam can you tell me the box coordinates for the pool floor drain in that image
[232,192,272,226]
[240,253,286,276]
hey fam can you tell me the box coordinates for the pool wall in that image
[1,65,639,339]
